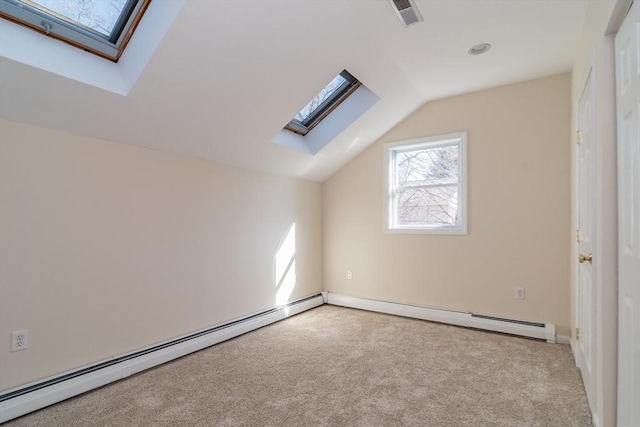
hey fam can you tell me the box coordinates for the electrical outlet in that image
[11,330,28,352]
[514,287,526,300]
[346,270,353,280]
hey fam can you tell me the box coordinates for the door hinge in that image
[576,327,580,340]
[576,130,581,144]
[576,230,580,243]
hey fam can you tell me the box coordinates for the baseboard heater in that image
[0,293,325,424]
[326,293,556,343]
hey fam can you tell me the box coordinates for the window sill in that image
[385,226,468,235]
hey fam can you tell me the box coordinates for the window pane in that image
[396,185,458,226]
[294,74,347,122]
[396,145,458,187]
[385,132,467,234]
[22,0,129,37]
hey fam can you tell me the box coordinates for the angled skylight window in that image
[0,0,151,61]
[285,70,362,136]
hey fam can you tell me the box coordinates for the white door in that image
[576,68,597,413]
[615,1,640,426]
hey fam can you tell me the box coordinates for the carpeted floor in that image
[4,305,592,426]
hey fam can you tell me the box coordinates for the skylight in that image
[294,74,347,122]
[0,0,150,61]
[285,70,361,136]
[27,0,126,36]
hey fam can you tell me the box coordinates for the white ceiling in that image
[0,0,587,182]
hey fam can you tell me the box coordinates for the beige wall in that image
[571,1,626,426]
[0,119,322,391]
[323,74,572,335]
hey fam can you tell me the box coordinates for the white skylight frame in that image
[284,70,362,136]
[271,82,380,156]
[0,0,184,95]
[0,0,151,61]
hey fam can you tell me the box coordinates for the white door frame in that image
[574,59,598,417]
[570,2,636,426]
[615,1,639,425]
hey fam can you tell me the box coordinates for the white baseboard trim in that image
[328,293,469,326]
[327,293,557,343]
[0,293,324,424]
[556,335,571,345]
[569,338,578,366]
[321,291,329,303]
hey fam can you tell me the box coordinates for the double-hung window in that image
[385,132,467,234]
[0,0,151,61]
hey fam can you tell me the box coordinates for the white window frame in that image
[384,132,467,235]
[284,70,362,136]
[0,0,151,61]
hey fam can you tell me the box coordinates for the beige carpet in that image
[4,306,591,426]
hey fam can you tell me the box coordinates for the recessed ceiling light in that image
[468,43,492,55]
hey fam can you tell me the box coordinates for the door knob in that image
[578,253,592,264]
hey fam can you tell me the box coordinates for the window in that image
[284,70,361,136]
[385,132,467,234]
[0,0,151,61]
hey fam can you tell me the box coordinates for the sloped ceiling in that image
[0,0,587,181]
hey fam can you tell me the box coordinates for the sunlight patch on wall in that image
[275,224,296,311]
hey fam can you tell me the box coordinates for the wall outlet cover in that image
[12,330,28,352]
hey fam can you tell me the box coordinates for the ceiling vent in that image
[389,0,423,27]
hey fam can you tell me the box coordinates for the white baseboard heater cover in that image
[1,292,557,423]
[0,294,324,424]
[327,293,556,343]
